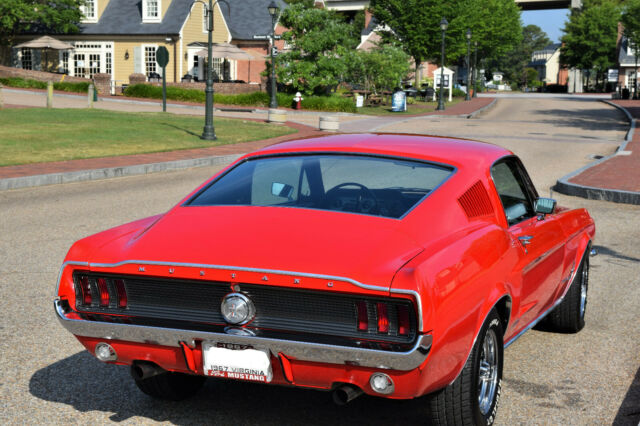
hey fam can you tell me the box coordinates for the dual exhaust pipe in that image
[130,361,166,381]
[130,361,365,405]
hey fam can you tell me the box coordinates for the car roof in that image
[251,133,512,169]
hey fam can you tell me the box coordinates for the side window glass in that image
[491,160,535,226]
[251,158,302,205]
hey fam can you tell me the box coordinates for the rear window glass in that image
[187,154,453,218]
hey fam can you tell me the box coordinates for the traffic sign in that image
[156,46,169,68]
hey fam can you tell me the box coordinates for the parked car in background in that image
[54,134,595,425]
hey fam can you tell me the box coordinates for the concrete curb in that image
[0,154,241,191]
[554,100,639,205]
[467,98,497,119]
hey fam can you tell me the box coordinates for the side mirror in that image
[534,197,556,215]
[271,182,294,199]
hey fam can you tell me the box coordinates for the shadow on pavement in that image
[593,245,640,263]
[534,107,628,133]
[30,351,428,425]
[613,364,640,425]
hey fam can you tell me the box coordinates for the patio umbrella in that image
[15,36,74,72]
[196,43,262,83]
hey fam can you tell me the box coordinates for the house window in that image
[106,51,112,75]
[21,48,32,70]
[145,46,157,76]
[61,51,69,74]
[143,0,161,22]
[203,4,209,32]
[213,57,223,80]
[74,53,86,78]
[81,0,97,22]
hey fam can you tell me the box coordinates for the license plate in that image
[202,342,272,383]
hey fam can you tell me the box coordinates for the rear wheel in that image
[545,250,589,333]
[133,371,206,401]
[427,310,504,426]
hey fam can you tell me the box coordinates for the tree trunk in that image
[414,58,421,88]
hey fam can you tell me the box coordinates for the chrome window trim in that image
[54,300,432,371]
[183,151,458,221]
[55,260,424,331]
[54,261,90,295]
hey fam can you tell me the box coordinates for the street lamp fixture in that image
[465,29,472,101]
[472,41,478,98]
[437,17,448,111]
[268,1,280,109]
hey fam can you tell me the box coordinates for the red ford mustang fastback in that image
[54,134,595,425]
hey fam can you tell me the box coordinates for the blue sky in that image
[521,9,570,43]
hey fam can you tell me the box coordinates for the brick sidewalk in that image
[568,100,640,193]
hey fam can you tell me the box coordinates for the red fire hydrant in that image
[293,92,303,110]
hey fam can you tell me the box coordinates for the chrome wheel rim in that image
[478,328,499,415]
[579,260,588,318]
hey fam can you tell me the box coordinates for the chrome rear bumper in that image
[54,300,431,371]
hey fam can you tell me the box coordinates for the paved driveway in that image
[1,97,638,425]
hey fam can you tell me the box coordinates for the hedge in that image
[124,84,357,113]
[0,77,89,93]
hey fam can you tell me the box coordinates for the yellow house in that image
[11,0,285,86]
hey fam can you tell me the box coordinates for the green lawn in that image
[0,108,296,166]
[356,98,465,116]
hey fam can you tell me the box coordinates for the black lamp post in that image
[472,41,478,98]
[268,1,280,108]
[198,0,219,140]
[437,18,448,111]
[465,29,472,101]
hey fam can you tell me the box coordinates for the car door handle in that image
[518,235,533,253]
[518,235,533,245]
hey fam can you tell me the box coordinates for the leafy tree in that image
[369,0,521,87]
[276,1,358,95]
[490,25,551,84]
[560,0,621,89]
[345,43,410,93]
[0,0,84,47]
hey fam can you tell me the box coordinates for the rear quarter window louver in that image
[458,180,494,219]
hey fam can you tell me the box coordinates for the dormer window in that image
[81,0,98,23]
[143,0,162,23]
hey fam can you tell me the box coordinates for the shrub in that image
[0,77,89,92]
[124,84,357,112]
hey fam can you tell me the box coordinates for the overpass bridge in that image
[321,0,582,11]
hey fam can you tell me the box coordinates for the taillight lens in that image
[97,278,109,307]
[376,302,389,334]
[114,279,127,308]
[356,301,368,332]
[397,305,410,336]
[79,275,92,305]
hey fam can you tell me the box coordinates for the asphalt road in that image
[1,97,639,425]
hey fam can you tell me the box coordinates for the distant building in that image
[617,36,639,95]
[529,43,566,85]
[8,0,286,85]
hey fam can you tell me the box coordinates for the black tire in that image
[544,249,589,333]
[427,310,504,426]
[134,372,206,401]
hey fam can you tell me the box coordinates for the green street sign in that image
[156,46,169,68]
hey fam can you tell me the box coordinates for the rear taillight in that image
[74,275,128,310]
[355,300,413,337]
[114,279,127,308]
[397,305,410,336]
[97,278,109,307]
[376,302,389,333]
[356,301,368,331]
[78,275,92,305]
